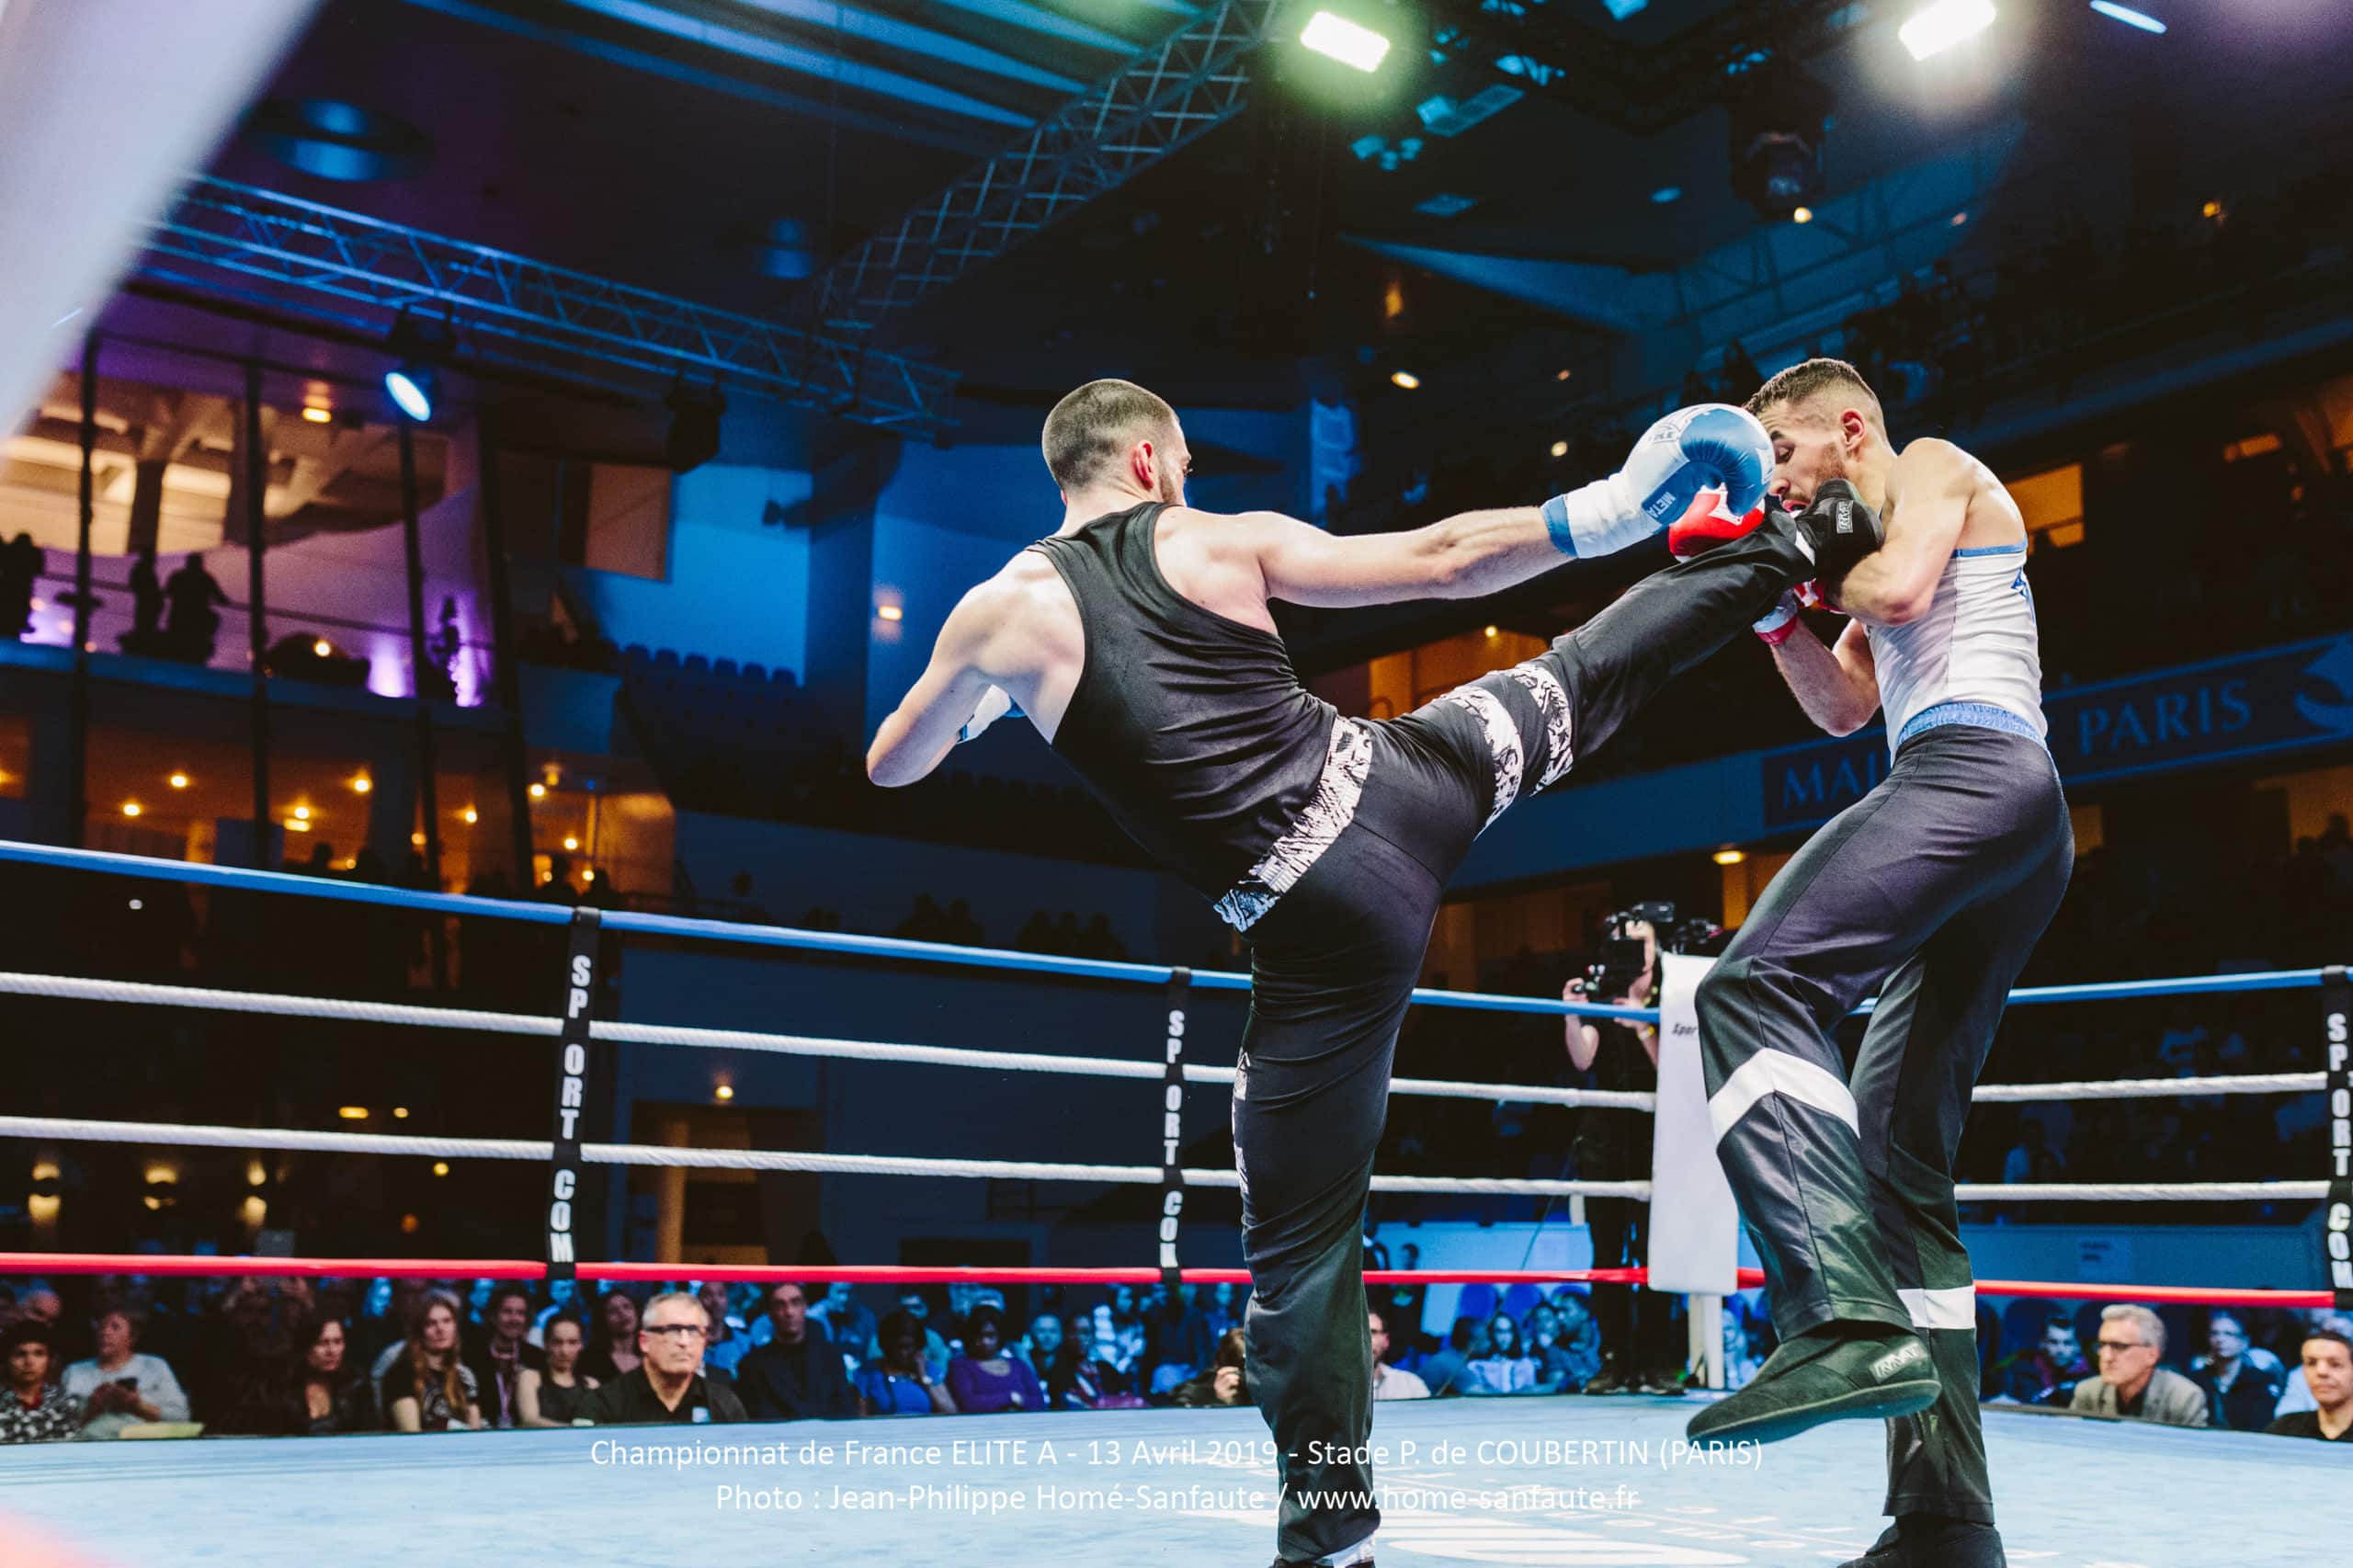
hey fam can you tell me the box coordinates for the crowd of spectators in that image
[5,1271,2343,1445]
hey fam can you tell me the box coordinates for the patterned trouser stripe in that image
[1212,720,1373,933]
[1507,663,1574,789]
[1437,684,1523,827]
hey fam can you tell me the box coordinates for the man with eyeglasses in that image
[2068,1305,2207,1427]
[574,1290,747,1426]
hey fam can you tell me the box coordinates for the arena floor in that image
[1,1393,2321,1566]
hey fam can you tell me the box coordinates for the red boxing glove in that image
[1666,487,1769,558]
[1755,589,1807,646]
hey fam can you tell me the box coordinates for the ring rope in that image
[0,971,2320,1108]
[0,1115,2324,1201]
[0,972,1656,1110]
[1,839,2338,1018]
[0,1115,1654,1199]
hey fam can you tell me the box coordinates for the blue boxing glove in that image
[1540,403,1773,560]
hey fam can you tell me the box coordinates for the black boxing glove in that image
[1792,478,1883,598]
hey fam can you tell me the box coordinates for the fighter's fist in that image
[1542,404,1773,562]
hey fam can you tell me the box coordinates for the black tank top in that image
[1030,503,1336,898]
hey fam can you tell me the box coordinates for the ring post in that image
[1156,967,1190,1290]
[545,908,602,1283]
[2323,965,2350,1312]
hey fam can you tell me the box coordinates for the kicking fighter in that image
[1686,358,2072,1568]
[870,378,1857,1568]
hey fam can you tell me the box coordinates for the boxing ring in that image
[0,839,2344,1568]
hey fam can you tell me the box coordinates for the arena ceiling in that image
[196,0,2353,408]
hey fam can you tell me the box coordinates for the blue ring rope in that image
[0,839,2334,1022]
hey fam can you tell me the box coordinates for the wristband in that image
[1754,593,1803,646]
[1540,474,1648,560]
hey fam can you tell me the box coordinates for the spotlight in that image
[563,835,579,851]
[1390,370,1421,390]
[168,772,189,790]
[1549,440,1569,459]
[1730,71,1831,222]
[2088,1,2164,34]
[529,782,547,801]
[1301,10,1390,72]
[1713,848,1747,866]
[1792,206,1815,224]
[877,604,904,622]
[1483,625,1499,639]
[714,1084,735,1102]
[351,775,372,794]
[383,309,453,423]
[293,805,312,822]
[300,404,334,425]
[1900,0,1997,60]
[663,381,726,473]
[384,362,437,422]
[431,1161,449,1176]
[1650,186,1683,204]
[120,801,142,818]
[338,1106,369,1120]
[461,806,479,824]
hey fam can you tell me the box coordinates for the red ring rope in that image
[0,1254,2334,1309]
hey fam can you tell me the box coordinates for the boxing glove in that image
[1542,403,1773,561]
[1791,478,1884,595]
[1666,486,1771,558]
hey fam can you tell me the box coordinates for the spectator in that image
[2071,1305,2207,1426]
[357,1278,425,1370]
[162,552,230,663]
[2266,1328,2352,1442]
[1532,1296,1603,1392]
[872,1289,950,1381]
[2001,1314,2090,1407]
[697,1281,749,1377]
[1066,1313,1147,1411]
[386,1290,483,1433]
[2270,1313,2353,1418]
[1168,1329,1251,1408]
[293,1314,379,1435]
[62,1304,189,1438]
[2192,1311,2283,1432]
[1203,1281,1247,1342]
[0,531,41,640]
[806,1282,876,1358]
[461,1284,545,1429]
[576,1291,746,1426]
[1461,1312,1543,1396]
[1419,1318,1478,1397]
[945,1306,1046,1415]
[1018,1312,1082,1410]
[579,1290,643,1383]
[517,1315,597,1427]
[15,1283,62,1330]
[1143,1285,1214,1396]
[858,1310,956,1416]
[1722,1311,1763,1392]
[0,1318,81,1444]
[1370,1310,1427,1401]
[736,1283,857,1422]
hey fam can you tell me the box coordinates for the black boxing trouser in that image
[1697,722,2073,1523]
[1222,524,1809,1563]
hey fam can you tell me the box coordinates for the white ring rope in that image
[0,971,1656,1111]
[1969,1072,2325,1101]
[0,1116,1650,1199]
[0,1115,2321,1203]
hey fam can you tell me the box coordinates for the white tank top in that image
[1865,540,2047,755]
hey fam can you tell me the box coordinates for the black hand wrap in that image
[1796,478,1884,597]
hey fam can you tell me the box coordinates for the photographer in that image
[1564,915,1680,1395]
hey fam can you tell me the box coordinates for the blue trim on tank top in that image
[1894,700,2047,754]
[1950,541,2029,557]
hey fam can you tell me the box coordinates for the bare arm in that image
[516,1369,549,1428]
[1249,506,1567,609]
[1769,618,1881,736]
[866,584,1006,788]
[1834,439,1974,626]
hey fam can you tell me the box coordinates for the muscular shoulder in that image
[1891,437,1979,494]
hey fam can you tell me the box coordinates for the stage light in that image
[1900,0,1997,61]
[1550,440,1569,459]
[285,817,311,833]
[1555,369,1572,381]
[301,405,333,424]
[715,1084,735,1102]
[432,1161,449,1176]
[2088,1,2164,34]
[1483,625,1499,639]
[461,806,479,824]
[350,775,371,794]
[664,381,726,473]
[1301,11,1391,72]
[2201,199,2222,220]
[293,804,311,821]
[168,772,189,790]
[1390,370,1421,390]
[563,835,579,851]
[1730,70,1831,221]
[1792,207,1814,224]
[1714,848,1747,866]
[338,1106,369,1120]
[384,362,436,422]
[529,782,547,800]
[1651,186,1682,204]
[393,1107,410,1119]
[120,801,142,818]
[877,604,904,622]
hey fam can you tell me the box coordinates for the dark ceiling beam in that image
[1416,0,1864,132]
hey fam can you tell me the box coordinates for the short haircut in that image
[1366,1307,1388,1334]
[766,1281,807,1309]
[2305,1327,2353,1358]
[642,1290,704,1325]
[2102,1303,2165,1352]
[1040,378,1177,492]
[1745,357,1885,433]
[485,1283,535,1316]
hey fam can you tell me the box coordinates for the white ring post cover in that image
[1647,953,1741,1296]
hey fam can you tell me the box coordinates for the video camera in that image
[1584,901,1724,1003]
